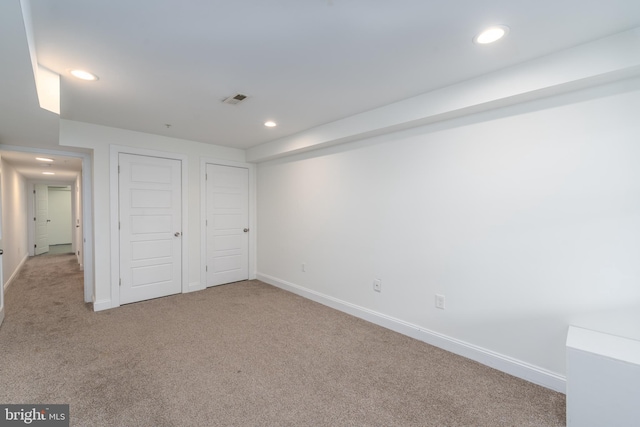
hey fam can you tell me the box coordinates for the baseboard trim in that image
[4,253,29,292]
[257,273,566,393]
[92,298,112,312]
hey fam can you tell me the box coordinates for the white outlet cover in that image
[373,279,382,292]
[435,294,445,309]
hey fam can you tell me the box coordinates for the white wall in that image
[256,77,640,386]
[0,157,29,289]
[47,186,72,245]
[59,120,246,309]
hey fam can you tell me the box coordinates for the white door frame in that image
[0,144,94,304]
[200,157,256,291]
[110,145,188,308]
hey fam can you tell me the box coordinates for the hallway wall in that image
[0,157,29,288]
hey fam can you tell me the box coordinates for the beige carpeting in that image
[0,254,566,426]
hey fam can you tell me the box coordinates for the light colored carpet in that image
[0,254,565,426]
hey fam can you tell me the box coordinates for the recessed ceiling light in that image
[36,157,54,162]
[70,69,99,81]
[264,121,277,127]
[42,172,55,175]
[474,25,510,45]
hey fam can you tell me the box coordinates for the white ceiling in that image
[1,0,640,157]
[0,151,82,181]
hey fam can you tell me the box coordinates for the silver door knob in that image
[174,232,181,237]
[243,228,249,233]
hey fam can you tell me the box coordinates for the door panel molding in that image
[110,145,188,309]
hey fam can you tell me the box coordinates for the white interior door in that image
[34,184,49,255]
[119,153,182,305]
[74,176,84,268]
[206,164,249,287]
[47,186,72,245]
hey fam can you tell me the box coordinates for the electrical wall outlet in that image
[435,294,446,310]
[373,279,382,292]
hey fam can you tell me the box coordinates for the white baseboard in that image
[257,273,566,393]
[4,253,29,292]
[92,298,112,312]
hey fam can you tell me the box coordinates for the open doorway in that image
[26,176,82,268]
[32,185,74,256]
[0,148,92,311]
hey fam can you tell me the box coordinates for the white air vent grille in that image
[223,93,249,105]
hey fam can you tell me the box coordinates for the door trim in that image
[200,158,256,292]
[110,145,188,308]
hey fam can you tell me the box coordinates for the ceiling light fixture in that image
[264,121,277,127]
[36,157,54,162]
[70,69,99,81]
[474,25,510,44]
[42,172,55,175]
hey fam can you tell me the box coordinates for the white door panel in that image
[119,154,182,304]
[131,240,172,260]
[206,164,249,286]
[34,184,49,255]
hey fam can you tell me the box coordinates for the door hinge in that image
[118,221,120,230]
[33,189,36,194]
[119,278,122,286]
[34,244,37,249]
[34,217,36,221]
[206,265,208,272]
[205,220,207,226]
[205,173,208,180]
[118,165,120,173]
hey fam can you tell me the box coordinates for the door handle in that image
[243,228,249,233]
[174,232,181,237]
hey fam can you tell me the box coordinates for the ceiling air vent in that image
[223,93,249,105]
